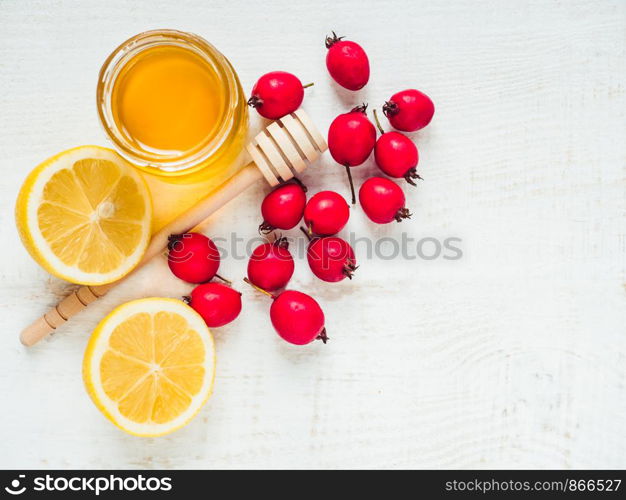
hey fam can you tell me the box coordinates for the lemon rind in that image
[15,146,152,286]
[83,298,216,437]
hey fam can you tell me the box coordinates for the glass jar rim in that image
[96,29,241,175]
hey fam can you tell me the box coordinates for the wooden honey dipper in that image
[20,109,327,347]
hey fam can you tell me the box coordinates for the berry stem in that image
[382,100,399,117]
[214,274,232,285]
[299,226,312,241]
[317,328,329,344]
[344,164,356,205]
[273,235,290,249]
[394,207,412,222]
[405,168,423,186]
[373,109,385,135]
[167,233,182,251]
[258,221,274,235]
[243,277,275,299]
[247,95,263,108]
[352,103,368,114]
[325,31,344,49]
[343,262,358,280]
[302,82,314,89]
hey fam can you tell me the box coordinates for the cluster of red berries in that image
[166,226,332,346]
[257,183,354,284]
[248,32,434,220]
[245,180,357,344]
[168,32,434,348]
[166,233,242,328]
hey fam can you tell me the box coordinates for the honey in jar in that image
[98,30,248,230]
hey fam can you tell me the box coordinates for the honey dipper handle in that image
[20,283,114,346]
[20,163,263,347]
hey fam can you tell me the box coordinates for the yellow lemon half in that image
[15,146,152,285]
[83,298,215,437]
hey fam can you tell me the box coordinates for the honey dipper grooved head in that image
[246,109,328,186]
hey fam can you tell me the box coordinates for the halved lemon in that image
[15,146,152,285]
[83,298,215,437]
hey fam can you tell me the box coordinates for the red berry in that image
[259,180,307,233]
[248,71,310,119]
[359,177,411,224]
[327,104,377,204]
[167,233,220,283]
[383,89,435,132]
[185,282,242,328]
[306,235,357,282]
[325,32,369,91]
[243,279,328,345]
[373,109,421,185]
[270,290,327,345]
[247,237,294,291]
[304,191,350,235]
[328,105,376,166]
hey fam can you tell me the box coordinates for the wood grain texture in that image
[0,0,624,469]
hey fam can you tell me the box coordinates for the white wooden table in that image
[1,0,624,469]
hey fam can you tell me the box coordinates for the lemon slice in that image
[15,146,152,285]
[83,298,215,437]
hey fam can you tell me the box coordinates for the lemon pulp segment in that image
[83,298,215,437]
[15,146,152,285]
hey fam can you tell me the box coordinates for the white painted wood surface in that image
[1,0,624,469]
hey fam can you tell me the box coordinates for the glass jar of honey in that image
[97,30,249,230]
